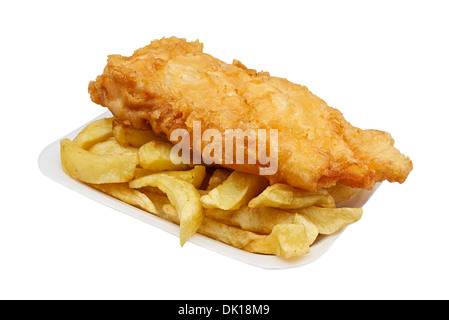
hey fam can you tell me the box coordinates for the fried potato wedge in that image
[206,169,232,191]
[200,171,269,210]
[326,183,361,204]
[162,204,308,258]
[244,223,310,258]
[161,165,206,189]
[89,137,138,155]
[293,214,319,246]
[60,138,138,184]
[161,204,261,248]
[73,117,114,150]
[138,140,191,171]
[299,207,363,234]
[112,119,163,147]
[139,191,171,215]
[137,173,203,246]
[204,206,319,245]
[89,183,157,214]
[200,208,236,226]
[134,168,157,179]
[248,183,335,209]
[130,165,206,189]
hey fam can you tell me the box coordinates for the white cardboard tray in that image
[38,111,380,269]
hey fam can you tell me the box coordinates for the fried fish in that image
[88,37,412,191]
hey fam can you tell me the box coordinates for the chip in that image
[248,183,335,209]
[139,140,191,171]
[112,119,163,148]
[206,169,232,191]
[326,183,361,204]
[89,137,138,155]
[162,204,309,257]
[200,171,269,210]
[60,138,138,184]
[73,117,114,150]
[203,206,319,245]
[130,165,206,189]
[244,223,310,258]
[90,183,157,214]
[136,173,203,246]
[299,207,363,234]
[292,214,319,246]
[134,168,157,179]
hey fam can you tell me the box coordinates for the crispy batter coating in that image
[89,37,412,191]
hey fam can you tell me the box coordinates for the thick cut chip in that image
[139,191,171,215]
[326,183,361,204]
[200,171,269,210]
[206,169,232,191]
[89,137,138,155]
[231,208,318,245]
[60,138,138,184]
[112,119,163,147]
[130,165,206,189]
[158,165,206,189]
[198,216,262,250]
[162,204,261,248]
[139,140,191,171]
[204,206,318,245]
[292,214,319,245]
[248,183,335,209]
[134,168,157,179]
[299,206,363,234]
[200,208,236,226]
[228,207,294,234]
[162,204,309,258]
[89,183,157,214]
[73,117,114,150]
[244,224,310,258]
[137,173,203,246]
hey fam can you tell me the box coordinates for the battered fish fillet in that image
[88,37,412,192]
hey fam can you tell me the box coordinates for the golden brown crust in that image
[88,37,413,191]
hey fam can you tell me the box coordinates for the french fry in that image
[200,208,236,225]
[134,168,157,179]
[140,191,171,214]
[244,223,310,258]
[200,171,269,210]
[89,137,138,155]
[139,140,191,171]
[160,165,206,189]
[112,119,163,147]
[60,138,138,184]
[206,169,231,191]
[73,117,114,150]
[89,183,157,214]
[162,204,261,247]
[292,214,319,246]
[204,206,319,245]
[137,173,203,246]
[162,204,310,258]
[248,183,335,209]
[130,165,206,189]
[299,207,363,234]
[326,183,361,204]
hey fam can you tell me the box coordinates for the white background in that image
[1,0,448,300]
